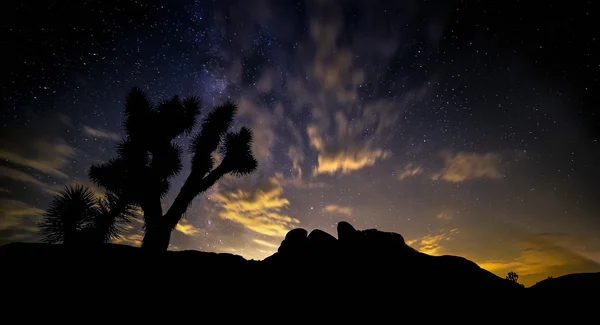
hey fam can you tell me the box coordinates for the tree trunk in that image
[141,220,172,251]
[140,193,167,251]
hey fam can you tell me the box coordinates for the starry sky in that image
[1,0,599,286]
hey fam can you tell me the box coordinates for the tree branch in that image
[164,163,229,228]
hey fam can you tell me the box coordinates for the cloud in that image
[272,147,328,189]
[0,198,44,232]
[323,204,353,216]
[256,69,274,93]
[287,1,424,177]
[168,244,182,251]
[288,146,304,182]
[0,165,58,195]
[0,166,111,198]
[397,163,424,180]
[312,145,392,176]
[476,233,600,286]
[237,97,276,165]
[112,233,143,247]
[83,126,120,141]
[0,138,74,179]
[57,113,74,128]
[175,219,201,236]
[407,229,459,255]
[211,176,299,237]
[0,164,106,199]
[436,211,453,221]
[307,125,325,151]
[307,110,395,176]
[284,118,304,146]
[310,21,364,104]
[433,151,503,182]
[273,172,327,189]
[111,215,145,247]
[253,238,279,249]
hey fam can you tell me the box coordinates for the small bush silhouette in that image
[39,185,135,244]
[506,271,525,287]
[506,271,519,283]
[40,185,96,244]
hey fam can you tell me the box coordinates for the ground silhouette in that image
[1,221,597,315]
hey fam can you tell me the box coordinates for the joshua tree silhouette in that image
[89,87,257,251]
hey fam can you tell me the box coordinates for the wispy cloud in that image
[311,143,392,175]
[397,163,424,180]
[175,219,201,236]
[0,198,44,232]
[322,204,353,216]
[433,151,503,182]
[407,229,459,255]
[236,97,277,167]
[436,211,453,221]
[307,112,394,176]
[0,139,74,179]
[0,165,56,195]
[211,176,299,237]
[83,126,120,141]
[271,147,328,189]
[111,216,145,247]
[112,233,143,247]
[253,238,279,248]
[288,146,304,182]
[273,172,327,189]
[57,113,74,128]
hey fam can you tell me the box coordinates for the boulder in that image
[337,221,358,241]
[277,228,308,254]
[306,229,337,253]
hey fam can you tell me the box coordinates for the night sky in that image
[2,0,599,286]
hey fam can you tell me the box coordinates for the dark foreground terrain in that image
[1,222,598,316]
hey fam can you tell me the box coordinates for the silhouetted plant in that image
[90,191,137,243]
[505,271,526,287]
[40,185,97,244]
[40,185,136,244]
[506,271,519,283]
[89,87,257,251]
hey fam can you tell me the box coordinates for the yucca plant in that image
[89,88,257,251]
[40,185,136,244]
[40,185,97,244]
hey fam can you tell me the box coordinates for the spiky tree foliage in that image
[40,185,97,244]
[89,87,257,251]
[92,191,137,243]
[40,185,137,244]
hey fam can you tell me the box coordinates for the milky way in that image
[2,0,599,286]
